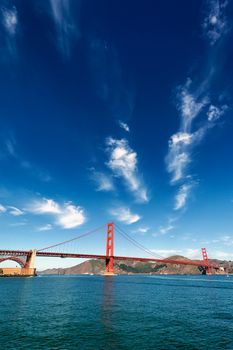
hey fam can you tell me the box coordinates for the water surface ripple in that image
[0,275,233,349]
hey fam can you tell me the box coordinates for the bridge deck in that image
[0,250,219,269]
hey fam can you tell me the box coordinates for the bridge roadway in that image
[0,249,219,269]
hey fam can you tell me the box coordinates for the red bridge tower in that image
[105,222,115,275]
[201,247,212,274]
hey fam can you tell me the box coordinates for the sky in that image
[0,0,233,269]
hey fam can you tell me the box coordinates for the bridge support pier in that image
[0,250,37,277]
[24,249,37,276]
[105,223,115,276]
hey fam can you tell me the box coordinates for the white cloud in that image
[174,184,193,210]
[159,224,174,235]
[222,235,233,242]
[91,169,114,192]
[88,38,134,121]
[28,197,86,229]
[3,137,51,183]
[20,161,52,182]
[179,83,208,132]
[137,226,150,233]
[109,207,141,224]
[1,6,17,36]
[221,235,233,245]
[10,221,27,227]
[49,0,79,58]
[119,120,130,132]
[211,239,220,243]
[211,235,233,247]
[0,204,6,213]
[170,132,193,145]
[202,0,229,45]
[132,226,150,234]
[5,138,17,157]
[213,250,233,260]
[29,198,61,214]
[152,219,176,237]
[207,104,228,121]
[38,224,53,231]
[166,77,228,211]
[57,203,85,229]
[167,150,190,183]
[106,137,148,202]
[1,6,18,58]
[166,80,209,183]
[0,203,24,216]
[7,206,24,216]
[184,248,200,259]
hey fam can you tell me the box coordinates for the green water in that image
[0,275,233,349]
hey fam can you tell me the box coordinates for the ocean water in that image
[0,275,233,350]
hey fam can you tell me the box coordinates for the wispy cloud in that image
[2,6,17,35]
[166,79,210,184]
[1,4,18,58]
[178,79,209,133]
[38,224,53,232]
[166,78,228,210]
[166,0,230,212]
[132,226,150,235]
[88,38,134,120]
[109,206,141,224]
[184,248,201,259]
[2,135,51,182]
[90,168,114,192]
[21,160,52,182]
[119,121,130,132]
[207,104,228,121]
[29,198,61,214]
[221,235,233,246]
[106,137,148,203]
[0,204,6,213]
[211,234,233,247]
[153,216,178,237]
[28,198,86,229]
[213,250,233,260]
[174,184,193,210]
[202,0,229,45]
[5,137,17,157]
[7,206,24,216]
[0,204,24,216]
[48,0,80,58]
[9,221,27,227]
[159,224,174,235]
[136,226,150,234]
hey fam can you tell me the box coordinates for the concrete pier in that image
[0,267,36,276]
[0,249,37,277]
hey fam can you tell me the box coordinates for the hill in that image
[39,255,230,275]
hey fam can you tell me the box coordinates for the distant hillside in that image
[39,255,231,275]
[40,260,105,275]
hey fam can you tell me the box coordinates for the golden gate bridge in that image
[0,223,220,276]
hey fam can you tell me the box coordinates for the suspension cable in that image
[38,224,106,252]
[115,223,165,260]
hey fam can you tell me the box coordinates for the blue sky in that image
[0,0,233,269]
